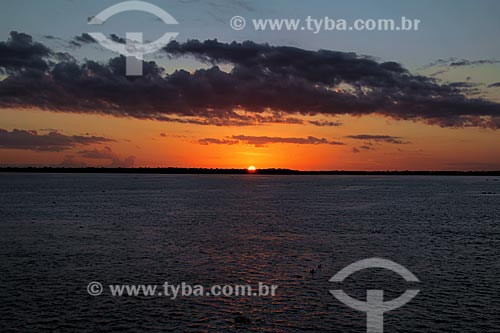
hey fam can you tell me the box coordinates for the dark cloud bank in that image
[0,127,133,166]
[1,32,500,128]
[0,128,112,151]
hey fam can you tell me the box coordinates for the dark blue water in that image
[1,174,499,332]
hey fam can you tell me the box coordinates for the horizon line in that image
[1,167,500,176]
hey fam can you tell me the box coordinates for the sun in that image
[247,165,256,172]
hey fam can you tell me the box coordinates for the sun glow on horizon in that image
[247,165,256,171]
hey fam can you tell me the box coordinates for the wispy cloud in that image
[197,135,345,146]
[70,33,96,47]
[198,138,239,145]
[345,134,409,144]
[352,146,373,153]
[347,134,408,153]
[422,57,500,70]
[308,120,343,127]
[449,59,499,67]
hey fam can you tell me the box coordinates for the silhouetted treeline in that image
[1,167,500,176]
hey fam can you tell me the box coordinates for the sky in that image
[1,0,500,170]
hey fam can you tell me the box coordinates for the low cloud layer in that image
[1,32,500,128]
[198,135,344,147]
[0,128,113,151]
[345,134,409,144]
[346,134,408,153]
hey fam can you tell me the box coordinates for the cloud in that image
[308,120,343,127]
[70,33,127,47]
[233,135,345,146]
[1,34,500,129]
[347,134,408,153]
[198,135,345,146]
[76,146,135,167]
[449,59,499,67]
[109,34,127,44]
[352,145,374,153]
[71,33,97,46]
[446,81,482,96]
[0,31,52,72]
[198,138,239,145]
[429,69,449,77]
[420,58,451,69]
[0,128,113,151]
[345,134,409,144]
[422,57,500,69]
[145,112,308,126]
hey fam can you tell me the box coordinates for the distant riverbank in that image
[1,167,500,176]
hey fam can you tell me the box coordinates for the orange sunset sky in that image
[1,107,500,170]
